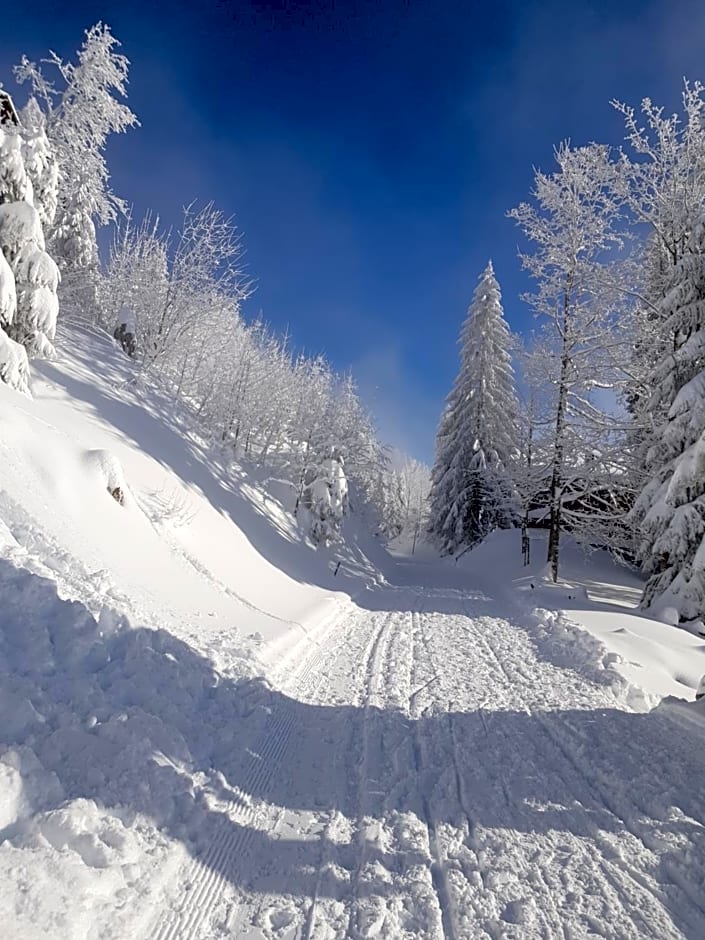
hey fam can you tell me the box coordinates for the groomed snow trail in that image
[151,586,705,939]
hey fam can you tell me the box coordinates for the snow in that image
[455,529,705,706]
[0,200,45,255]
[0,329,30,395]
[0,247,16,323]
[1,322,705,937]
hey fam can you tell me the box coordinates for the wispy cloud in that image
[351,344,439,464]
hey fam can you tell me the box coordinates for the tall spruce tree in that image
[429,261,518,554]
[632,213,705,620]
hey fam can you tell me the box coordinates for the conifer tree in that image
[429,261,518,553]
[0,91,59,389]
[632,213,705,620]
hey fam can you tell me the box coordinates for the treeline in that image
[0,23,430,546]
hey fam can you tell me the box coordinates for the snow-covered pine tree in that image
[0,94,29,391]
[613,83,705,559]
[302,451,349,546]
[0,199,60,358]
[19,98,58,229]
[0,238,28,393]
[428,261,519,554]
[0,91,59,389]
[632,213,705,620]
[15,23,138,318]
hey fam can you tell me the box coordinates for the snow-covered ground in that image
[1,325,705,938]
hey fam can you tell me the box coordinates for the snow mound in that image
[81,448,128,504]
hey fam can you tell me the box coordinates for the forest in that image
[2,23,705,625]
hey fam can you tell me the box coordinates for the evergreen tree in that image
[429,261,518,554]
[15,23,138,316]
[19,98,58,229]
[633,213,705,620]
[302,451,349,546]
[0,92,59,388]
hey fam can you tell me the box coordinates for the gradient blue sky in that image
[2,0,705,460]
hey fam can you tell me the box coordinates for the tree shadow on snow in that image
[2,557,705,936]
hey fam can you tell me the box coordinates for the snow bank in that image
[454,528,705,709]
[0,322,375,644]
[0,555,269,937]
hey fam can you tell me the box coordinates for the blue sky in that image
[2,0,705,461]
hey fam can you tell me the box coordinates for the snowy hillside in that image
[2,325,705,938]
[0,324,384,935]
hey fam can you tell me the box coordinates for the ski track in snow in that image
[149,585,705,940]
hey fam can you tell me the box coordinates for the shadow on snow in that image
[2,558,705,934]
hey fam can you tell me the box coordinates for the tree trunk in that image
[295,437,311,514]
[547,329,571,582]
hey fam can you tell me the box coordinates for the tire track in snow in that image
[457,605,637,938]
[409,592,658,938]
[218,605,396,939]
[347,594,447,940]
[348,607,402,938]
[463,607,671,938]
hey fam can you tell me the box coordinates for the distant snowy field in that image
[1,325,704,937]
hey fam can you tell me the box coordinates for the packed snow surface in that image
[1,324,705,938]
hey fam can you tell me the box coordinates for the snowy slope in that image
[0,323,383,936]
[2,324,705,938]
[1,324,386,643]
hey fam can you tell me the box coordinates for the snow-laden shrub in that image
[0,244,17,327]
[301,453,348,546]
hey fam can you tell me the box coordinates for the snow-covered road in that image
[152,585,705,940]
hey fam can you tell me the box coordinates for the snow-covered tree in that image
[0,99,29,205]
[19,98,58,229]
[301,451,349,546]
[429,261,519,554]
[101,205,248,372]
[510,334,555,564]
[15,23,138,315]
[0,242,29,393]
[0,201,60,357]
[612,84,705,499]
[0,93,59,387]
[509,143,631,580]
[632,214,705,620]
[373,454,431,548]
